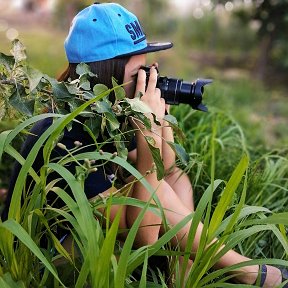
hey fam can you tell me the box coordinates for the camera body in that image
[140,66,212,112]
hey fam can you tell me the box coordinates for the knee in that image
[134,226,160,247]
[126,206,161,247]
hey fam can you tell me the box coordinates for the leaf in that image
[101,117,106,137]
[112,77,126,101]
[132,112,152,130]
[139,251,149,288]
[126,98,152,114]
[94,99,112,114]
[10,39,27,63]
[134,90,143,99]
[83,91,96,100]
[208,154,249,239]
[76,62,96,77]
[0,52,15,72]
[48,77,72,100]
[167,141,189,165]
[145,136,165,180]
[105,112,120,132]
[84,116,101,139]
[164,114,185,142]
[9,86,35,116]
[252,212,288,226]
[75,165,86,182]
[152,113,161,126]
[0,220,64,286]
[93,84,108,96]
[0,273,25,288]
[22,66,43,91]
[164,114,178,126]
[95,205,122,286]
[79,74,91,90]
[68,98,85,112]
[64,81,79,95]
[33,209,73,264]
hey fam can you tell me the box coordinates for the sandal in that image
[254,264,288,287]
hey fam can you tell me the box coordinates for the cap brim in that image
[115,42,173,58]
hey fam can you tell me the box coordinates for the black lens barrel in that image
[157,77,212,112]
[139,66,212,112]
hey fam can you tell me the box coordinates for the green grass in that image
[206,76,288,149]
[1,105,287,286]
[1,14,288,287]
[172,104,288,265]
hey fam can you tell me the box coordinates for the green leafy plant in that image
[0,40,189,286]
[0,40,287,287]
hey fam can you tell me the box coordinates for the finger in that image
[155,87,162,99]
[165,104,170,113]
[152,62,159,69]
[135,69,146,97]
[160,97,166,111]
[146,66,158,94]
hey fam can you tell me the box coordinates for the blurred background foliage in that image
[0,0,288,190]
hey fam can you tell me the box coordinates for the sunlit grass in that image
[172,104,288,263]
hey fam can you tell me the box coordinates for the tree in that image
[252,0,288,79]
[218,0,288,80]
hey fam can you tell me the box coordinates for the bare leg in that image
[97,173,282,287]
[126,174,163,246]
[157,180,282,286]
[165,167,194,211]
[165,167,194,284]
[163,168,282,287]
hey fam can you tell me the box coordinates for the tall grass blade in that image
[139,251,148,288]
[0,220,64,286]
[208,154,249,240]
[75,257,90,288]
[183,180,222,287]
[46,163,100,285]
[0,273,25,288]
[4,144,40,183]
[95,205,122,287]
[115,194,155,288]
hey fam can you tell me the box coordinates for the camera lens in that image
[139,66,211,111]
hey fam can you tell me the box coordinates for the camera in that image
[139,66,212,112]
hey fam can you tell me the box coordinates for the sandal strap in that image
[280,267,288,288]
[256,265,288,287]
[259,264,268,287]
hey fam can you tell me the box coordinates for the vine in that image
[0,39,189,180]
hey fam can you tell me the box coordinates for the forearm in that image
[126,65,166,245]
[129,65,165,202]
[133,128,163,201]
[135,128,161,177]
[128,129,163,246]
[162,123,176,172]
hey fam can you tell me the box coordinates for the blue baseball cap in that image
[64,3,173,63]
